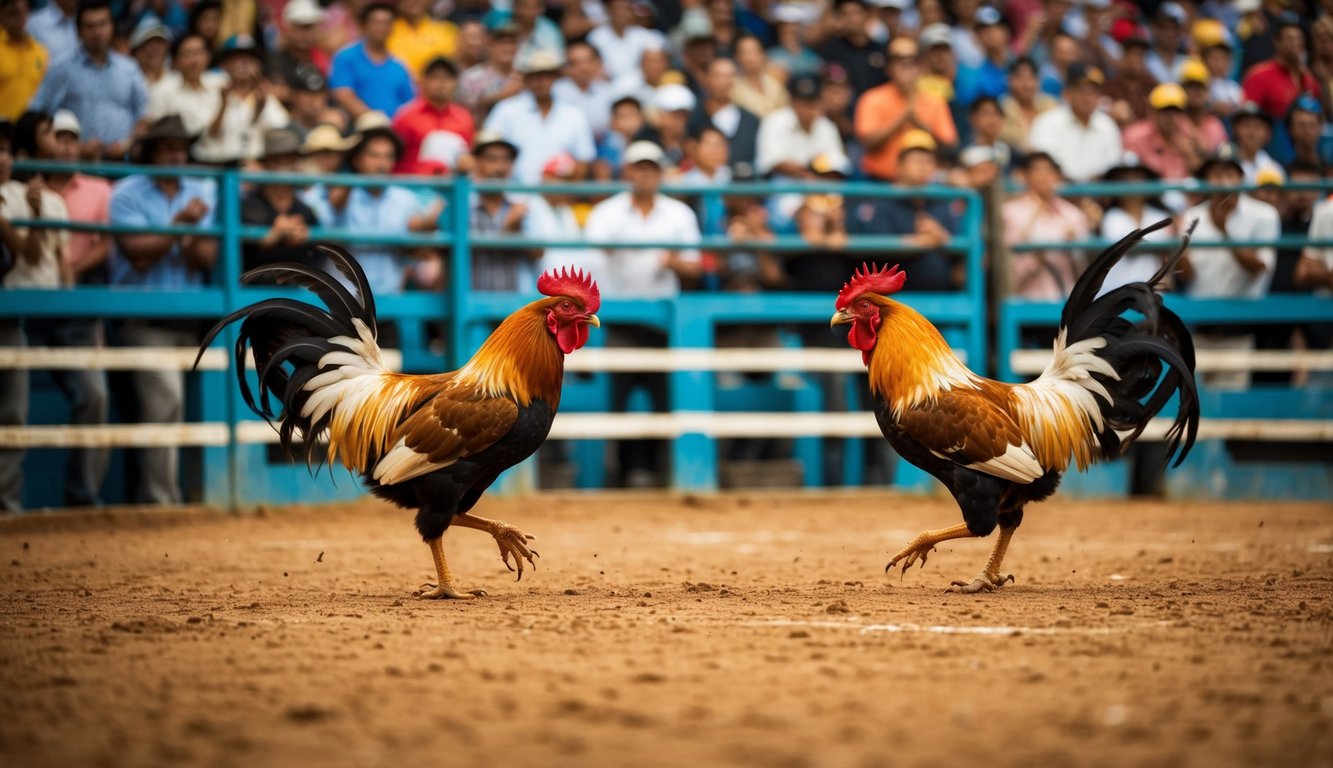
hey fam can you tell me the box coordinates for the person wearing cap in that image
[386,0,456,86]
[239,128,320,276]
[766,2,821,80]
[1121,83,1204,180]
[465,130,534,291]
[484,0,564,63]
[1145,2,1188,85]
[528,150,606,283]
[191,34,290,165]
[552,40,615,138]
[146,33,225,136]
[284,66,338,141]
[484,49,595,183]
[731,34,788,119]
[955,5,1013,108]
[685,57,761,180]
[1000,151,1091,300]
[392,56,475,175]
[1287,96,1331,168]
[29,1,147,160]
[1232,102,1280,182]
[818,0,888,102]
[1242,13,1320,124]
[675,12,717,97]
[267,0,331,92]
[755,74,844,180]
[638,83,694,172]
[128,17,171,95]
[915,23,956,103]
[458,21,522,119]
[1193,26,1244,118]
[1179,58,1229,150]
[1028,62,1121,181]
[855,36,957,182]
[0,0,48,121]
[589,0,667,81]
[329,2,415,120]
[299,123,356,174]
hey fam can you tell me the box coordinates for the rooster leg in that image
[946,527,1017,594]
[885,522,975,578]
[451,513,540,581]
[417,536,488,599]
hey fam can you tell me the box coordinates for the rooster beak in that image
[830,309,853,327]
[585,314,601,328]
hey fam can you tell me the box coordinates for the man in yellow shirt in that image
[0,0,48,120]
[388,0,457,83]
[854,36,958,182]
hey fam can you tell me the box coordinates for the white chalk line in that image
[742,618,1178,637]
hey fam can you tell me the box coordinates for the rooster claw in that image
[416,583,488,600]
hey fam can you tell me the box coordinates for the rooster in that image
[197,246,600,599]
[830,220,1200,593]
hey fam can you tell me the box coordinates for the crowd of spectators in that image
[4,0,1333,502]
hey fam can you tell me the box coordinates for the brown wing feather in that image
[898,391,1045,483]
[396,385,520,466]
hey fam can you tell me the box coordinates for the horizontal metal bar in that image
[7,219,223,237]
[13,160,222,178]
[1,289,228,317]
[469,234,973,253]
[562,346,966,371]
[1002,296,1333,324]
[475,180,981,199]
[0,423,230,448]
[0,347,226,370]
[1010,348,1333,375]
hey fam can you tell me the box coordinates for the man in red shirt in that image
[1241,14,1319,121]
[391,56,475,174]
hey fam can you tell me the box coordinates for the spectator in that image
[553,40,614,138]
[30,0,147,161]
[1194,19,1243,118]
[593,95,643,180]
[1038,31,1080,98]
[1235,0,1276,74]
[681,123,730,240]
[1097,153,1178,296]
[299,122,355,174]
[489,0,563,62]
[676,14,717,97]
[855,37,957,182]
[1028,63,1121,182]
[1104,32,1158,129]
[23,0,73,65]
[108,115,218,505]
[756,74,845,180]
[820,63,855,143]
[917,23,956,103]
[457,21,521,120]
[529,151,604,279]
[466,130,534,290]
[45,110,109,287]
[1256,159,1327,382]
[955,5,1012,108]
[240,129,319,274]
[128,17,171,100]
[1178,144,1281,390]
[687,57,761,180]
[485,49,595,183]
[867,0,911,46]
[731,34,788,118]
[589,0,665,81]
[0,0,47,121]
[1242,12,1318,123]
[185,0,221,50]
[146,33,225,137]
[192,34,289,165]
[583,140,701,487]
[454,17,486,70]
[1145,2,1188,85]
[287,66,342,140]
[954,144,1004,278]
[1311,16,1333,116]
[392,56,474,175]
[1122,83,1205,181]
[1001,151,1091,300]
[0,120,28,511]
[1286,96,1331,169]
[819,0,887,101]
[387,0,456,85]
[966,95,1012,170]
[640,83,694,173]
[998,56,1056,151]
[1232,101,1280,182]
[609,44,672,112]
[329,1,415,120]
[1180,59,1229,153]
[267,0,331,90]
[793,151,851,254]
[767,2,821,80]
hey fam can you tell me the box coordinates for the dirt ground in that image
[1,492,1331,768]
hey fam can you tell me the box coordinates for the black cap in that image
[789,74,821,101]
[292,64,326,92]
[1233,101,1272,125]
[1195,142,1244,179]
[1065,62,1105,89]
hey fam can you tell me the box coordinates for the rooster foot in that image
[945,572,1015,595]
[885,538,937,577]
[491,523,539,581]
[415,583,489,600]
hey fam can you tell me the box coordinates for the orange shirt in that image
[854,82,957,180]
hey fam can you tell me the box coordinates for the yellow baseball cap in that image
[888,36,919,59]
[1255,166,1285,187]
[1179,58,1209,85]
[898,129,938,157]
[1192,19,1231,50]
[1149,83,1187,111]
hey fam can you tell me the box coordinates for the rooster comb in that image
[836,263,906,309]
[538,266,601,313]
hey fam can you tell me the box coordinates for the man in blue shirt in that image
[29,0,147,160]
[328,2,415,120]
[954,5,1012,109]
[24,0,75,63]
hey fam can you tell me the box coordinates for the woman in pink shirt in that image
[1001,151,1091,300]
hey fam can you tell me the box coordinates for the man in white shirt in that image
[588,0,666,80]
[1028,63,1122,182]
[551,40,614,138]
[484,49,596,183]
[755,74,845,179]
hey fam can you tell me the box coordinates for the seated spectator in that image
[1001,151,1090,300]
[681,124,730,239]
[609,44,673,114]
[1256,160,1328,383]
[467,131,535,290]
[553,40,614,138]
[24,0,73,65]
[329,2,415,121]
[387,0,456,83]
[731,34,788,118]
[998,57,1057,151]
[457,21,521,120]
[818,0,888,100]
[241,129,319,274]
[820,64,855,143]
[767,3,821,80]
[299,123,355,174]
[1180,59,1228,154]
[146,33,225,137]
[1,0,48,121]
[192,34,289,165]
[1242,13,1319,124]
[1232,102,1280,182]
[1097,153,1178,295]
[1178,145,1281,390]
[1122,83,1205,181]
[917,23,956,104]
[966,96,1012,170]
[1028,63,1121,182]
[1037,31,1080,98]
[637,83,694,173]
[589,0,666,81]
[128,17,171,101]
[1286,96,1331,169]
[755,74,844,180]
[30,0,147,161]
[287,66,342,140]
[955,6,1012,108]
[529,151,604,279]
[109,115,218,505]
[267,0,331,91]
[856,37,957,182]
[1145,2,1188,85]
[793,152,851,253]
[392,56,474,175]
[687,57,761,180]
[1105,32,1157,129]
[953,144,1004,270]
[721,197,782,293]
[454,17,486,70]
[593,95,643,180]
[1194,20,1243,118]
[485,49,595,183]
[185,0,221,50]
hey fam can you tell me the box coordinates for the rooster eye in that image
[560,301,573,311]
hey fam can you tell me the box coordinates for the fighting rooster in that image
[830,220,1199,593]
[197,246,600,599]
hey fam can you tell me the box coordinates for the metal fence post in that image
[448,176,472,369]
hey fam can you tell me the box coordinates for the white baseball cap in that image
[284,0,327,26]
[653,83,696,113]
[623,141,665,167]
[52,109,81,138]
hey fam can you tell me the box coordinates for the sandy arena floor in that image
[1,492,1331,768]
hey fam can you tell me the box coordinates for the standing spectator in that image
[1001,151,1091,300]
[528,151,604,278]
[457,21,521,120]
[767,2,821,80]
[0,0,47,121]
[820,63,855,144]
[1286,96,1331,169]
[1180,58,1229,153]
[954,5,1012,109]
[488,0,563,61]
[855,37,957,182]
[553,40,614,139]
[584,140,701,488]
[593,95,643,180]
[1104,32,1158,129]
[267,0,331,89]
[1097,153,1178,295]
[240,129,319,274]
[998,56,1056,151]
[589,0,665,81]
[45,110,109,287]
[687,56,761,180]
[1178,145,1281,390]
[1255,160,1327,382]
[392,56,475,175]
[731,34,788,118]
[192,34,289,165]
[388,0,456,83]
[609,43,672,112]
[485,49,595,183]
[128,17,171,101]
[756,74,845,180]
[1028,63,1121,182]
[818,0,887,103]
[1122,83,1204,181]
[29,0,147,161]
[23,0,73,65]
[917,22,957,104]
[1311,16,1333,117]
[1233,101,1280,182]
[108,115,218,505]
[146,33,225,137]
[641,83,694,173]
[286,66,342,140]
[1194,19,1243,118]
[453,17,486,70]
[329,2,415,120]
[1242,13,1318,123]
[1144,2,1188,85]
[466,131,533,290]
